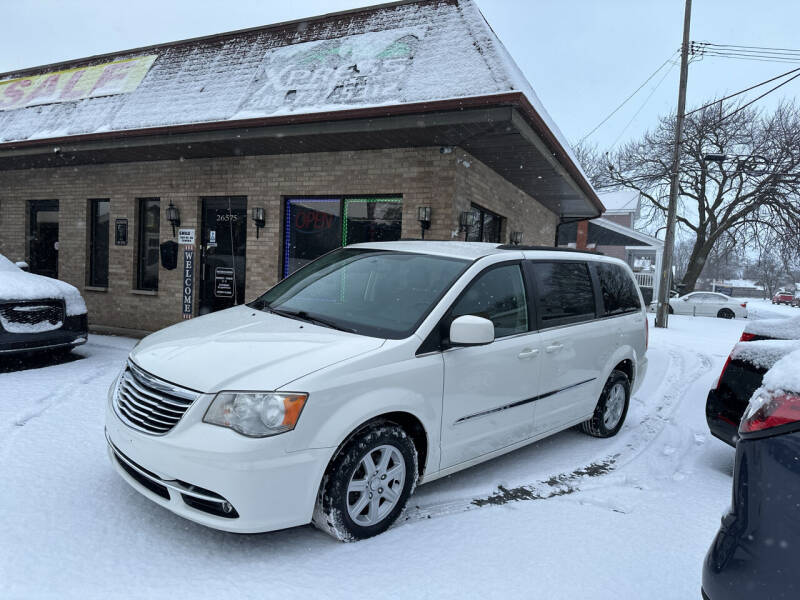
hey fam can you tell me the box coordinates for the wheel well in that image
[332,412,429,479]
[614,359,634,386]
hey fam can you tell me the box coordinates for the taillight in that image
[739,332,757,342]
[715,353,733,389]
[645,316,649,350]
[740,303,747,308]
[740,393,800,434]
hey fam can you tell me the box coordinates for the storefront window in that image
[343,198,403,246]
[88,199,110,287]
[283,197,402,277]
[466,203,503,243]
[137,198,160,291]
[284,199,342,278]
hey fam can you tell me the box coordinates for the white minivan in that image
[106,242,648,541]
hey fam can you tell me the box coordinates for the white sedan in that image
[650,291,747,319]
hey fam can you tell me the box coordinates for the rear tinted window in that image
[530,261,595,325]
[595,263,641,315]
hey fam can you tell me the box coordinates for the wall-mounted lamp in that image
[417,206,432,239]
[166,202,181,237]
[459,210,478,241]
[251,207,266,239]
[510,231,523,246]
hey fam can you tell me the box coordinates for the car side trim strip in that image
[454,377,597,424]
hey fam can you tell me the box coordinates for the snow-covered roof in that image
[0,0,574,169]
[597,190,640,215]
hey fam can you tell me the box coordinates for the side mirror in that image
[15,261,29,272]
[449,315,495,346]
[682,297,689,301]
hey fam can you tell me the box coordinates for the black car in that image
[703,349,800,599]
[706,317,800,446]
[0,255,88,355]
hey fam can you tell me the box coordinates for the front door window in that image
[199,197,247,315]
[28,200,59,278]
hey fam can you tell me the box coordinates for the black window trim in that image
[88,198,110,288]
[136,197,160,292]
[524,259,598,330]
[417,260,536,354]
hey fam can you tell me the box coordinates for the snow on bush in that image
[0,254,87,316]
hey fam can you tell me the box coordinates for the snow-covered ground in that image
[0,311,781,599]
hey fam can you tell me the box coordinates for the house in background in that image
[558,189,664,304]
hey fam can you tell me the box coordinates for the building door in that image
[28,200,59,278]
[199,197,247,315]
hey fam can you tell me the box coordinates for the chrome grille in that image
[113,361,200,435]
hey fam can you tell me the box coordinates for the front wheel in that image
[580,370,630,438]
[313,424,417,542]
[717,308,734,319]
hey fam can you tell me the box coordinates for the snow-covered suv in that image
[0,254,88,355]
[105,242,648,541]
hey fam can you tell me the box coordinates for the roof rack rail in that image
[496,245,605,255]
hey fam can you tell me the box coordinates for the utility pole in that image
[655,0,692,328]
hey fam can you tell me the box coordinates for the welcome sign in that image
[0,55,157,112]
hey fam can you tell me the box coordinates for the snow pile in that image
[744,315,800,340]
[0,0,582,179]
[731,339,800,370]
[0,255,87,316]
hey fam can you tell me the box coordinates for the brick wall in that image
[0,146,557,332]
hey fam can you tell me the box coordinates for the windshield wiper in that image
[269,308,357,333]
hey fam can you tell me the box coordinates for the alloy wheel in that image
[346,444,406,526]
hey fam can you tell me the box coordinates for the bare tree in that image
[605,101,800,292]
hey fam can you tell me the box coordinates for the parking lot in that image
[4,305,791,599]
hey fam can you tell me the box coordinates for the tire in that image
[580,370,630,438]
[717,308,734,319]
[668,306,674,314]
[313,424,418,542]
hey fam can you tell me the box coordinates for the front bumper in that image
[105,396,333,533]
[0,313,88,354]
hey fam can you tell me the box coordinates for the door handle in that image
[545,343,564,354]
[518,348,539,359]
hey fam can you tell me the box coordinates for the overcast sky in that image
[2,0,799,151]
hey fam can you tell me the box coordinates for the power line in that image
[714,70,800,126]
[608,58,679,149]
[686,66,800,116]
[578,51,678,144]
[700,42,800,55]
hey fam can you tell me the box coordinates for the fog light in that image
[222,501,233,514]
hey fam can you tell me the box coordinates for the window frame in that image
[282,195,403,278]
[136,197,160,291]
[590,261,642,317]
[425,260,537,352]
[524,259,599,330]
[467,203,503,243]
[88,198,110,288]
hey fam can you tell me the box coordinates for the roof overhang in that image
[593,217,663,247]
[0,93,602,219]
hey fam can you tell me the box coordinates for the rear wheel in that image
[313,424,417,542]
[668,305,674,314]
[580,370,630,438]
[717,308,734,319]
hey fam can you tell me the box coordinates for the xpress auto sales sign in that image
[0,55,156,111]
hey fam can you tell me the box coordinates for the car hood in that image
[130,305,385,392]
[0,268,87,316]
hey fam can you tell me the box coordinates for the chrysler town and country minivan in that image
[105,242,648,541]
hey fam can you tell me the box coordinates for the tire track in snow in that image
[401,344,712,525]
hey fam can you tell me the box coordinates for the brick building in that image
[0,0,601,334]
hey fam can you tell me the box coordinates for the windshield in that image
[250,248,470,339]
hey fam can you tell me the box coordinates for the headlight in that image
[203,392,308,437]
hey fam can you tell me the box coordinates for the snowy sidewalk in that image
[0,317,745,599]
